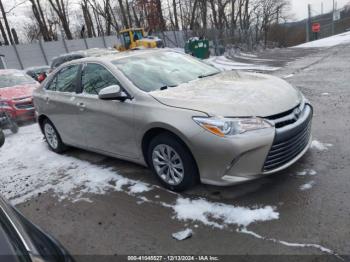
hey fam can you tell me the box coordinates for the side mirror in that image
[98,85,129,101]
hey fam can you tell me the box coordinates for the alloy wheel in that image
[152,144,185,186]
[44,123,58,149]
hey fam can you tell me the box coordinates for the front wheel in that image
[9,120,18,134]
[42,119,66,153]
[0,129,5,148]
[147,133,198,192]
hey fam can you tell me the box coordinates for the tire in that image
[9,120,18,134]
[0,129,5,148]
[42,119,67,153]
[147,133,198,192]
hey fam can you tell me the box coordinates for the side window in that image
[55,65,80,93]
[46,76,57,91]
[122,32,131,49]
[81,63,120,95]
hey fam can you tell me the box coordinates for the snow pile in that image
[300,181,316,191]
[311,140,333,151]
[206,56,280,72]
[0,124,154,205]
[128,183,153,194]
[171,198,279,229]
[296,31,350,48]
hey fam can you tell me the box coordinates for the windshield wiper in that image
[198,72,220,79]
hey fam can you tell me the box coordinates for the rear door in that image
[75,62,137,158]
[43,64,85,146]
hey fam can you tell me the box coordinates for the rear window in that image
[0,73,37,88]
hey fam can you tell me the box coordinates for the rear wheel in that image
[147,133,198,191]
[42,119,66,153]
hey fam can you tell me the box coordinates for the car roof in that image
[25,65,50,71]
[62,48,176,66]
[0,69,25,75]
[51,48,118,60]
[50,48,121,68]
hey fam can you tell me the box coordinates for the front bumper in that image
[190,104,313,186]
[2,98,35,122]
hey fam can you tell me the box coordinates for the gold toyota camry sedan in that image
[33,49,313,191]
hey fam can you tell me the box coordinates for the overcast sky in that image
[290,0,350,20]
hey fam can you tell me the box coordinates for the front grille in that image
[263,104,313,172]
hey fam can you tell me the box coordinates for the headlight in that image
[193,117,273,137]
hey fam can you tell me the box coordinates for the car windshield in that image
[0,73,37,88]
[112,51,220,92]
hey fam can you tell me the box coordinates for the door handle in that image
[77,102,86,111]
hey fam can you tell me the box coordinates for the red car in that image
[0,69,39,121]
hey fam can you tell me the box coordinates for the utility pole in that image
[332,0,335,35]
[321,2,324,14]
[306,4,311,42]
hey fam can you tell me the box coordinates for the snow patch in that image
[311,140,333,151]
[238,228,341,259]
[296,31,350,48]
[300,181,316,191]
[283,74,294,79]
[296,169,317,176]
[136,196,151,205]
[128,183,152,194]
[171,198,279,229]
[206,56,280,72]
[0,124,154,205]
[322,92,330,96]
[172,228,193,241]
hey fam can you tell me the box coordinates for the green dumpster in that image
[185,37,210,59]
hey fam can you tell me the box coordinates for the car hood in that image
[149,71,302,117]
[0,84,37,101]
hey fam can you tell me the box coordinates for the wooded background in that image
[1,1,350,51]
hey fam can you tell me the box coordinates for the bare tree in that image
[29,0,53,41]
[0,0,14,44]
[172,0,179,30]
[0,19,8,45]
[81,0,96,37]
[48,0,73,39]
[118,0,129,28]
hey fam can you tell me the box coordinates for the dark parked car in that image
[0,196,74,262]
[25,66,50,82]
[50,48,119,71]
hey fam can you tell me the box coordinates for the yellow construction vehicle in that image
[116,28,164,51]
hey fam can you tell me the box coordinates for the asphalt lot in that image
[4,45,350,261]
